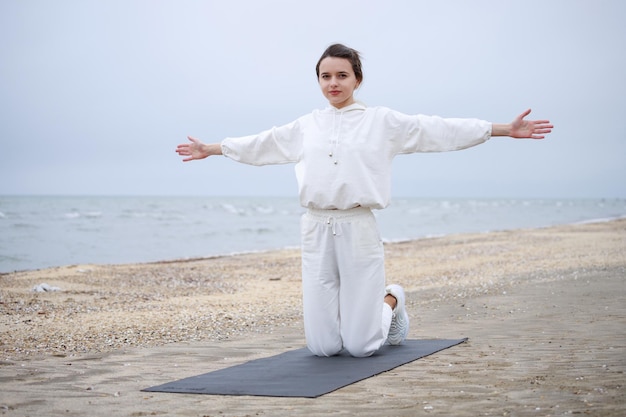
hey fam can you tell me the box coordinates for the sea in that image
[1,195,625,273]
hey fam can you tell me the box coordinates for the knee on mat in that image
[308,342,342,357]
[343,343,376,358]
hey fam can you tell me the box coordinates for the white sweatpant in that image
[300,207,393,357]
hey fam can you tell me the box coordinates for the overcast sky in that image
[1,0,624,199]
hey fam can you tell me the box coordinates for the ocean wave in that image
[11,222,38,229]
[572,214,626,225]
[220,203,247,215]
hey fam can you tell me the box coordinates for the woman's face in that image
[318,57,360,109]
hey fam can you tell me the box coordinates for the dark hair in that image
[315,43,363,84]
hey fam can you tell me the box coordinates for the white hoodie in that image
[221,102,491,210]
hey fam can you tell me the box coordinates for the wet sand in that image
[1,219,625,416]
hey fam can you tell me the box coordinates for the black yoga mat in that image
[143,338,467,398]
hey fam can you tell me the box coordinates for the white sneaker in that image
[386,284,409,345]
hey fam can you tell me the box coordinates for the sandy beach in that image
[1,219,624,416]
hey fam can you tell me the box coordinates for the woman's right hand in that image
[176,136,219,162]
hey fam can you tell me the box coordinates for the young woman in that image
[176,43,553,358]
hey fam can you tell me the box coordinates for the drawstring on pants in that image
[306,206,372,238]
[326,216,338,236]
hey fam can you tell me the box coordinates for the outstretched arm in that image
[176,136,222,162]
[492,109,553,139]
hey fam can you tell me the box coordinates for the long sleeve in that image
[382,109,492,155]
[221,119,304,166]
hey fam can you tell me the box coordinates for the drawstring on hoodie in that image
[329,111,343,165]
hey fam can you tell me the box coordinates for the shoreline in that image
[3,214,625,275]
[0,218,624,416]
[2,195,625,274]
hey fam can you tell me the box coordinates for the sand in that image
[0,219,624,416]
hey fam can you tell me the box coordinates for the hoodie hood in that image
[323,101,367,113]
